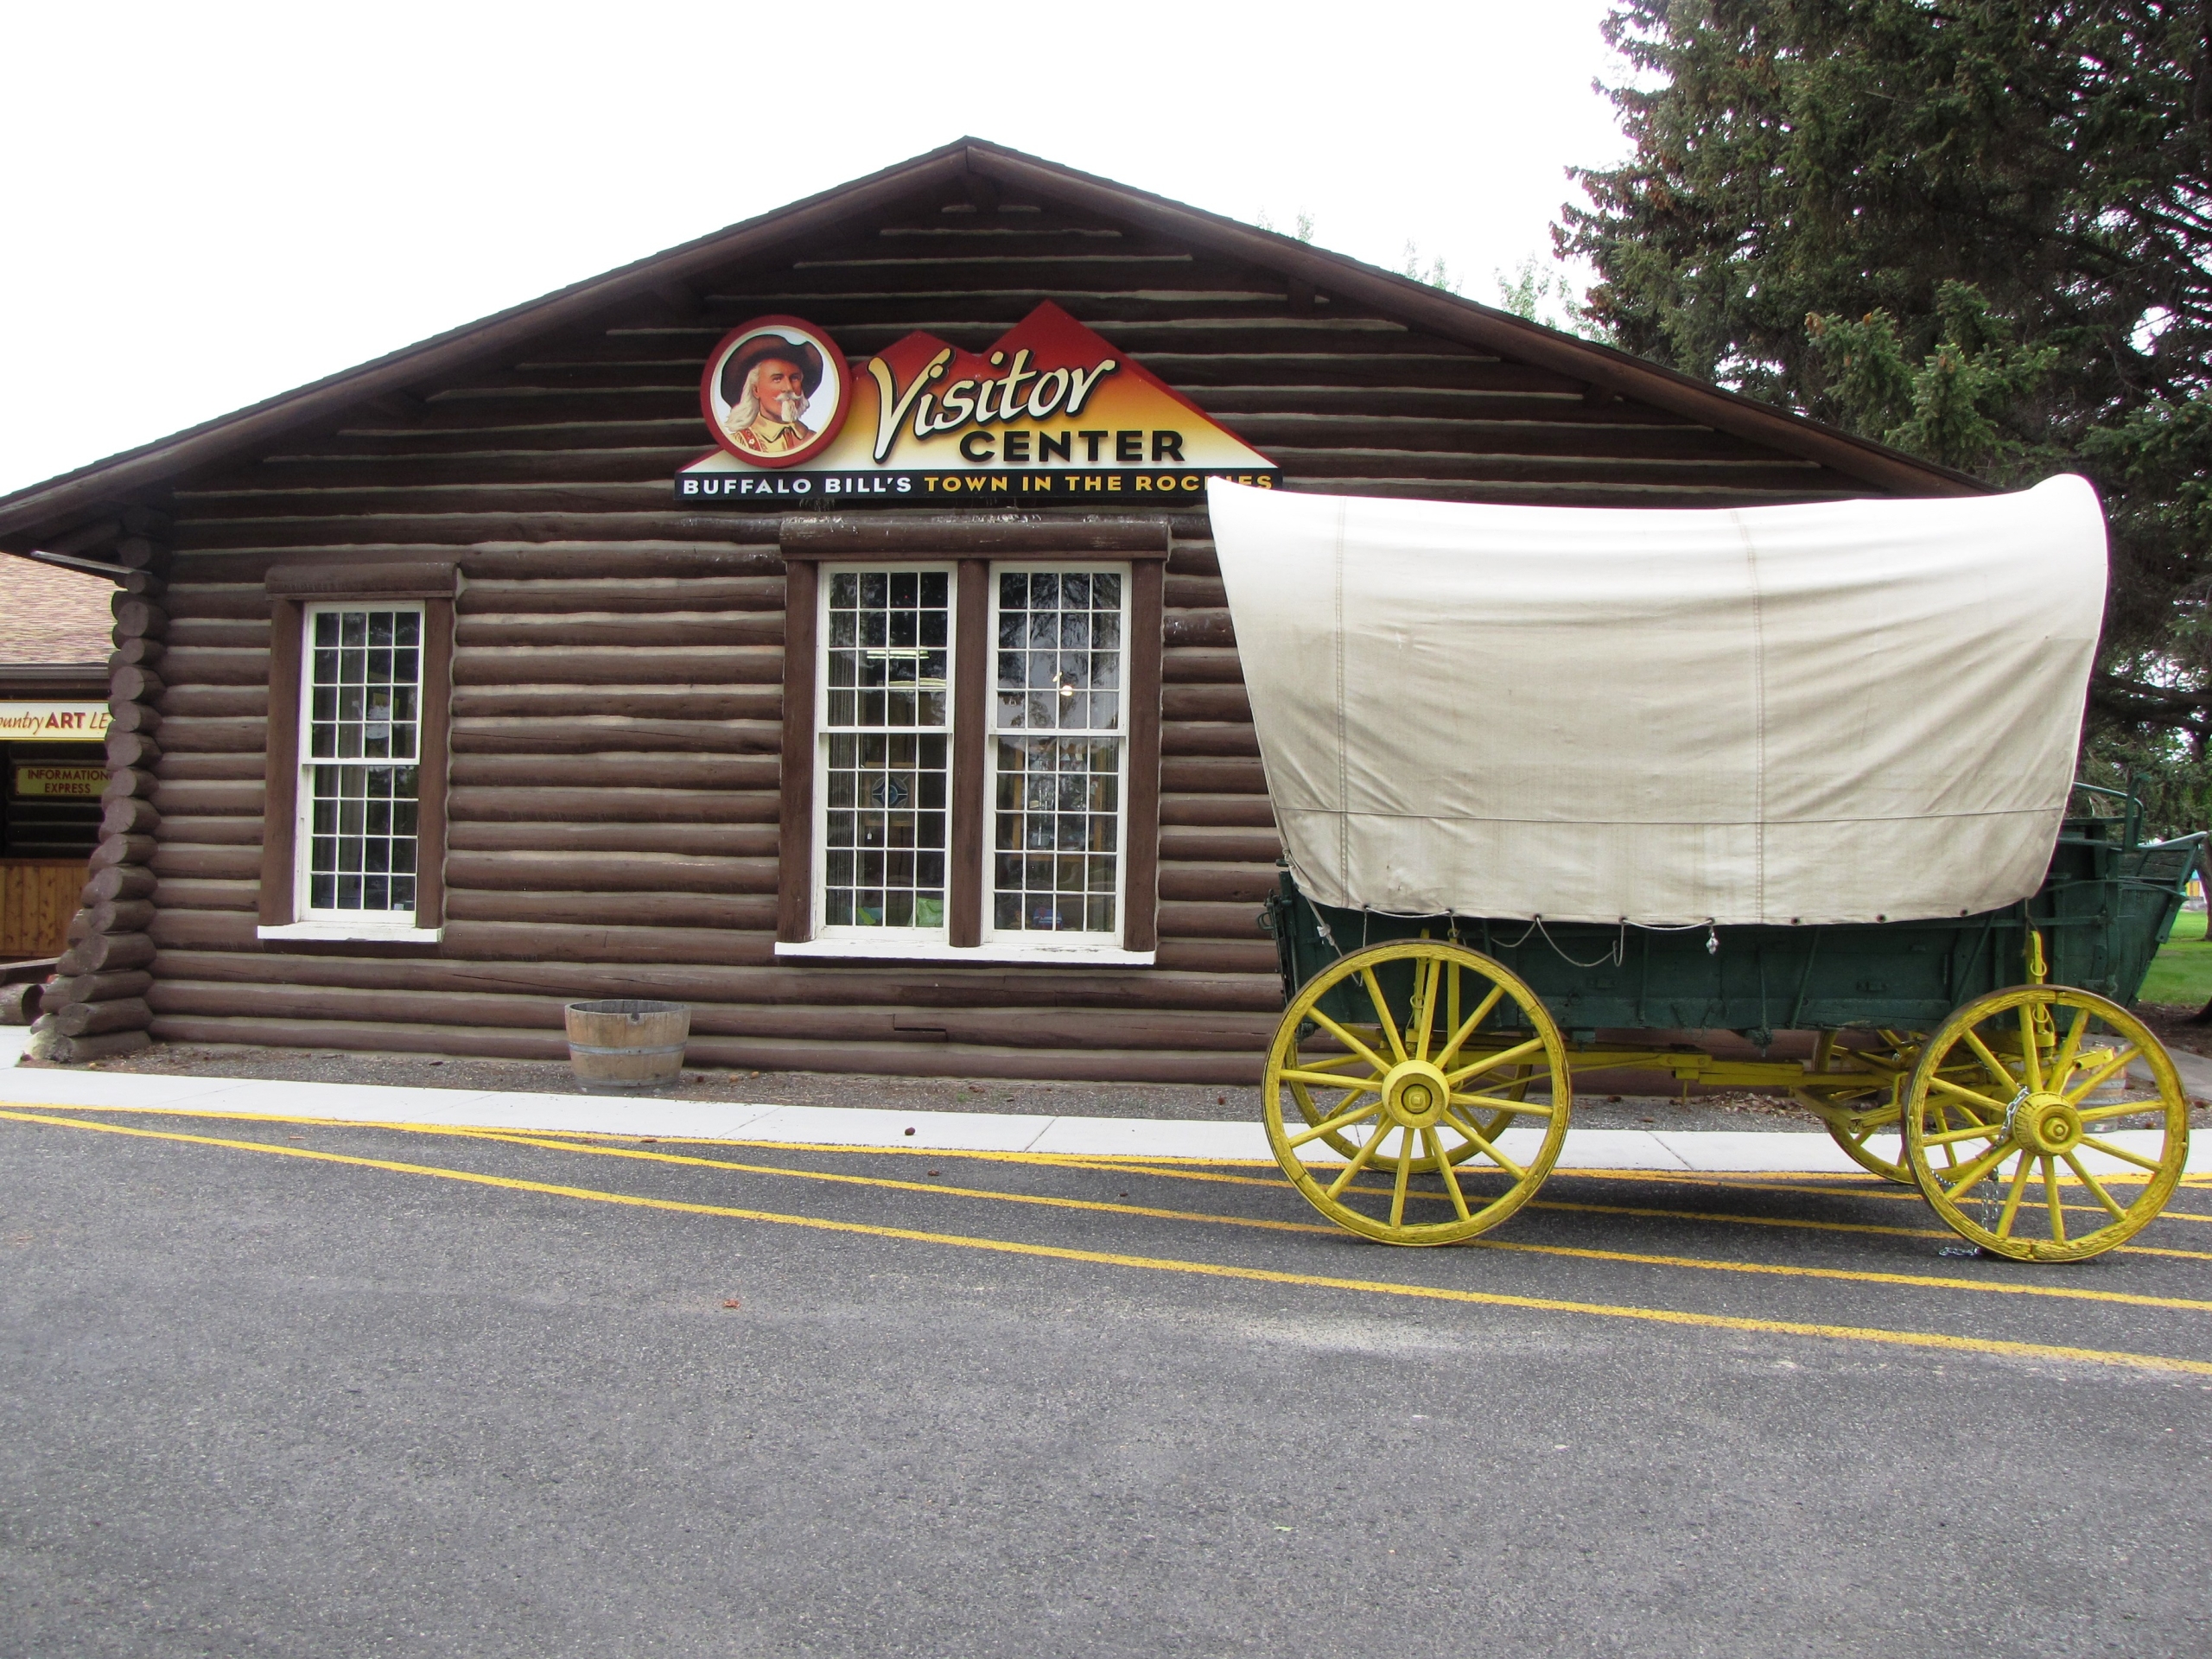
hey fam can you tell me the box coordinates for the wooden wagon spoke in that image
[1304,1008,1393,1077]
[1961,1028,2021,1092]
[1278,1068,1382,1095]
[1284,1099,1384,1149]
[1448,1090,1554,1120]
[2044,1158,2066,1244]
[1442,1109,1530,1182]
[1425,1127,1472,1223]
[2015,1003,2044,1093]
[2075,1098,2164,1122]
[1993,1154,2037,1239]
[1434,982,1507,1070]
[1288,1052,1373,1074]
[1829,1103,1898,1135]
[2075,1135,2164,1173]
[1412,957,1444,1063]
[1389,1134,1414,1229]
[1925,1074,2010,1116]
[1360,969,1408,1065]
[2062,1046,2140,1104]
[1933,1138,2017,1199]
[1922,1118,2010,1148]
[1323,1120,1395,1199]
[2048,1006,2089,1091]
[1443,1037,1547,1088]
[2063,1153,2130,1224]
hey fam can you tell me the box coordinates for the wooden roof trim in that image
[0,142,973,549]
[0,137,1985,548]
[265,560,461,600]
[780,515,1173,557]
[961,143,1986,499]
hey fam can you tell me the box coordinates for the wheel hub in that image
[1382,1059,1452,1129]
[2014,1091,2083,1155]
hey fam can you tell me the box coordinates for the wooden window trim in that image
[949,562,989,947]
[258,563,457,941]
[779,517,1173,562]
[776,523,1166,963]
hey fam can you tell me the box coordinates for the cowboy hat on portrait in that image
[721,334,826,406]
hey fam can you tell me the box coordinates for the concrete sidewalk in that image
[4,1029,2204,1174]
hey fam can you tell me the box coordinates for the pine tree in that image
[1557,1,2212,836]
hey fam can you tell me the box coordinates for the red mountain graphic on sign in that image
[869,301,1226,429]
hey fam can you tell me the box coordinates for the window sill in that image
[775,938,1154,967]
[257,921,444,944]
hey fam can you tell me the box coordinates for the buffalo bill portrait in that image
[720,334,825,455]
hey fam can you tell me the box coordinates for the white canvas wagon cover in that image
[1207,475,2107,927]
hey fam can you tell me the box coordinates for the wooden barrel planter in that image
[563,999,691,1093]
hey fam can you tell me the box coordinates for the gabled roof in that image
[0,137,1983,550]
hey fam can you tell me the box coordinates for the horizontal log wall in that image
[138,186,1887,1081]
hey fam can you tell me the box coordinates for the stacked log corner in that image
[29,524,168,1063]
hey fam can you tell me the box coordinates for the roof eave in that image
[963,142,1987,499]
[0,136,1986,547]
[0,142,975,549]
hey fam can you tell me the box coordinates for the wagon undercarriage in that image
[1257,812,2201,1263]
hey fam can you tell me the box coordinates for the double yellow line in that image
[6,1103,2212,1379]
[469,1125,2212,1313]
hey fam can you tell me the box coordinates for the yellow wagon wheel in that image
[1281,1032,1531,1176]
[1263,939,1572,1246]
[1796,1029,1918,1185]
[1902,984,2190,1262]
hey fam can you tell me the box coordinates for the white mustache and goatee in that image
[732,364,811,429]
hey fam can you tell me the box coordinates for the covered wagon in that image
[1210,475,2199,1261]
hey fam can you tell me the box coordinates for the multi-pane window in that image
[819,569,951,931]
[989,570,1126,937]
[806,562,1137,952]
[299,607,422,918]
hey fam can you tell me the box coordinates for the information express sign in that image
[13,765,106,798]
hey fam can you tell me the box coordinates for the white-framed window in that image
[781,553,1154,968]
[987,566,1128,943]
[815,567,954,938]
[295,602,424,925]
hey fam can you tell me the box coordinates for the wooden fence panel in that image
[0,860,88,957]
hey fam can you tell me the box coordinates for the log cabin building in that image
[0,139,1978,1076]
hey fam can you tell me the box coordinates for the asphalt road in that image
[3,1103,2209,1658]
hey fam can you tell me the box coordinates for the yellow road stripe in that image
[1393,1192,2211,1259]
[465,1125,1344,1238]
[13,1099,2197,1205]
[457,1128,2212,1315]
[0,1098,1249,1175]
[10,1107,2212,1368]
[15,1100,2208,1263]
[13,1106,2212,1353]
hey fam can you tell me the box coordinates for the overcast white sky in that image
[0,0,1629,499]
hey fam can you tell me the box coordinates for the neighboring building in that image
[0,559,113,957]
[0,140,1980,1071]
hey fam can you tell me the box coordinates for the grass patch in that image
[2139,911,2212,1006]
